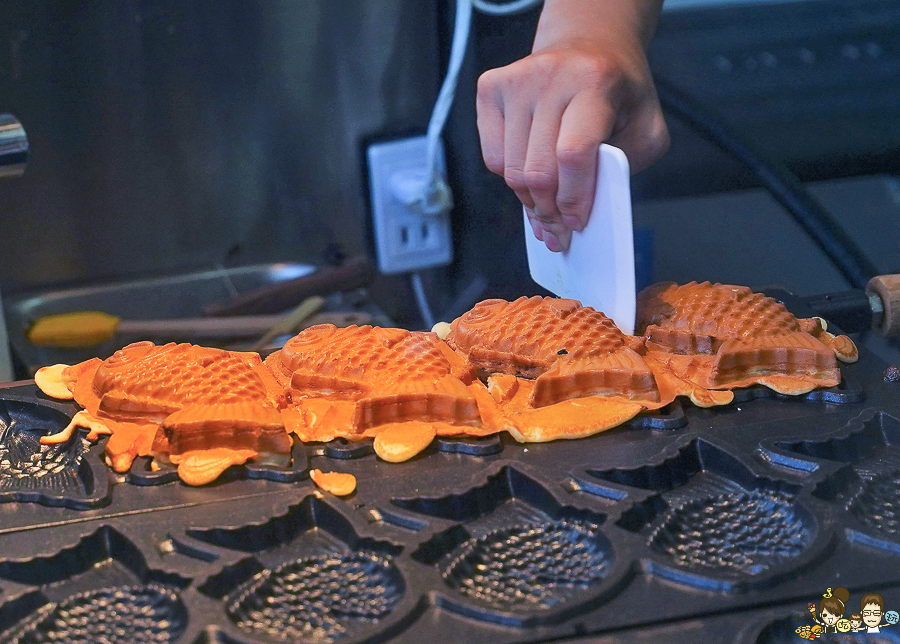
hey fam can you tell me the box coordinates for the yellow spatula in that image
[27,297,327,349]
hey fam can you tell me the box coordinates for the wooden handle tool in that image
[867,274,900,336]
[204,255,375,317]
[27,311,295,348]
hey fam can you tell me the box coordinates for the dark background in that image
[1,0,899,327]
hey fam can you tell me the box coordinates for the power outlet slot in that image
[366,136,453,274]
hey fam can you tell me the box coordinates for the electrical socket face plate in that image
[367,136,453,275]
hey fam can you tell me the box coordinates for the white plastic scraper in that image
[524,144,636,334]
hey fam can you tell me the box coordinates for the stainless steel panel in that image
[0,1,439,291]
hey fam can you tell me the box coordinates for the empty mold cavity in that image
[591,438,796,496]
[189,495,399,557]
[848,468,900,539]
[442,521,610,611]
[395,466,577,523]
[4,584,187,644]
[226,552,403,643]
[0,398,109,509]
[776,411,900,464]
[0,526,189,643]
[402,467,613,616]
[649,490,809,575]
[755,616,815,644]
[194,496,405,643]
[776,412,900,532]
[601,441,812,578]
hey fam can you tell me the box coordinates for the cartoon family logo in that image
[794,587,899,640]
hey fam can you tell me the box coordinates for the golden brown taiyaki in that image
[443,297,675,441]
[636,282,857,404]
[445,296,664,407]
[38,342,291,485]
[266,324,502,460]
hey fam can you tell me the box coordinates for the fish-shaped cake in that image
[636,281,858,403]
[445,296,664,407]
[443,297,674,442]
[38,342,291,485]
[266,324,501,458]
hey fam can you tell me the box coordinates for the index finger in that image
[476,74,506,176]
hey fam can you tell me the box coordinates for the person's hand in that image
[476,0,669,252]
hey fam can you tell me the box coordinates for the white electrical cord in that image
[416,0,473,217]
[411,0,543,326]
[411,272,437,330]
[419,0,544,218]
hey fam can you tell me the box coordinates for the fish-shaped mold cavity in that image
[266,325,498,445]
[636,282,858,401]
[445,297,663,408]
[50,342,291,485]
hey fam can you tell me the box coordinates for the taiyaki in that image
[266,325,503,456]
[38,342,291,485]
[445,297,665,407]
[443,297,675,442]
[636,282,858,404]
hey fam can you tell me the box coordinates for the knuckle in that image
[556,140,596,168]
[483,153,505,176]
[505,52,564,88]
[616,108,671,172]
[556,194,586,216]
[476,68,501,94]
[531,51,565,75]
[504,168,528,192]
[645,135,670,164]
[539,220,567,237]
[529,207,555,224]
[523,168,557,193]
[637,115,671,166]
[515,50,628,91]
[650,120,672,158]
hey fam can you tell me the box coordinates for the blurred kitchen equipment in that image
[297,311,374,329]
[237,310,376,356]
[0,291,13,383]
[25,305,322,349]
[5,263,310,376]
[865,275,900,336]
[0,114,28,382]
[655,78,877,291]
[0,114,28,180]
[794,274,900,337]
[203,255,375,317]
[248,296,325,352]
[524,145,636,335]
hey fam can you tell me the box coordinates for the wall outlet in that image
[366,136,453,275]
